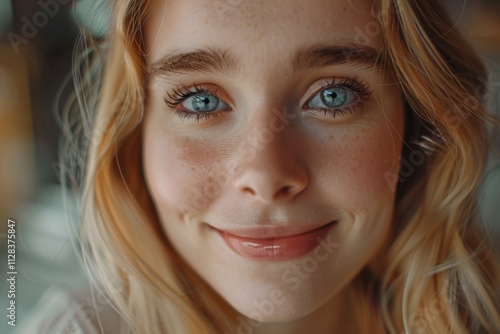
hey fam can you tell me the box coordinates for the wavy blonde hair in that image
[60,0,500,333]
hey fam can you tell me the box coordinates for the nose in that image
[232,112,308,203]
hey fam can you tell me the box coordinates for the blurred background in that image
[0,1,109,333]
[0,0,499,333]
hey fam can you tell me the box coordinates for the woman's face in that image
[143,0,404,324]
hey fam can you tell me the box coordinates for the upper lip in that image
[210,221,336,239]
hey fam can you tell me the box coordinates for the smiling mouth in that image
[213,221,337,261]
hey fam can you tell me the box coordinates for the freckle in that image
[175,136,223,168]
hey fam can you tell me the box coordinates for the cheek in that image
[304,125,402,271]
[349,132,401,198]
[142,117,230,215]
[312,125,402,210]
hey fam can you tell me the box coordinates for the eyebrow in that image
[148,44,384,79]
[292,44,384,72]
[148,48,238,78]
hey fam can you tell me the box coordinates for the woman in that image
[33,0,500,333]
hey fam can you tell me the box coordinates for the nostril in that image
[233,161,308,203]
[277,185,293,198]
[241,187,256,196]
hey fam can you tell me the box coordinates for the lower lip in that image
[218,222,336,261]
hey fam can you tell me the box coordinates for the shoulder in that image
[13,285,123,334]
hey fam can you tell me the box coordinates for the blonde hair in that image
[60,0,500,333]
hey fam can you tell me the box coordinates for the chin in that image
[236,300,313,324]
[223,282,338,325]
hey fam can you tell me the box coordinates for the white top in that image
[13,286,122,334]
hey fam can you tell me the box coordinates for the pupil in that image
[325,90,337,100]
[192,94,217,111]
[321,88,346,107]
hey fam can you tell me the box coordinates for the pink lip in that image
[215,221,336,261]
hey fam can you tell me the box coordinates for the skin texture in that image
[142,0,404,332]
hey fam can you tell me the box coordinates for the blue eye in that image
[182,93,229,112]
[164,84,232,122]
[307,87,357,110]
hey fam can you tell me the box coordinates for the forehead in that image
[145,0,380,63]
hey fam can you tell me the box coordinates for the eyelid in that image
[302,76,371,106]
[163,83,234,122]
[165,83,233,109]
[198,83,233,106]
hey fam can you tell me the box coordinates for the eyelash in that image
[306,76,372,118]
[163,77,372,122]
[163,83,226,122]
